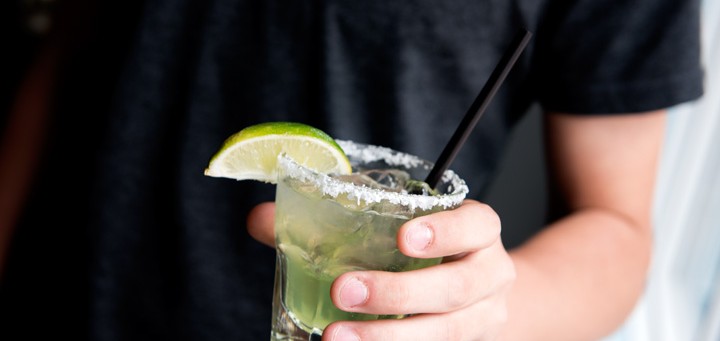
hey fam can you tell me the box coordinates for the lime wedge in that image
[204,122,352,183]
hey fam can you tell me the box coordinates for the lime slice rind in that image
[204,122,351,184]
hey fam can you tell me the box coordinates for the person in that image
[0,0,704,340]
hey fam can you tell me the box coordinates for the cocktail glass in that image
[270,140,468,341]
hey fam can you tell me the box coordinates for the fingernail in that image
[407,223,433,252]
[339,277,368,308]
[332,326,360,341]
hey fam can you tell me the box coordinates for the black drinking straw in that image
[425,28,533,189]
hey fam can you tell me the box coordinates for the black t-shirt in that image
[0,0,703,340]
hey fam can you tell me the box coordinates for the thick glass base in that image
[271,254,322,341]
[270,300,322,341]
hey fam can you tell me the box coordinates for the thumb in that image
[247,202,276,247]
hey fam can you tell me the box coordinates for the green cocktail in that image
[271,140,467,340]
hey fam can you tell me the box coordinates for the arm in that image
[503,110,664,340]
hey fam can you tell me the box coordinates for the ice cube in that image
[362,169,410,191]
[333,169,410,193]
[404,179,438,196]
[332,169,439,198]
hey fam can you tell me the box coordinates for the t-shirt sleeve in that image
[532,0,704,114]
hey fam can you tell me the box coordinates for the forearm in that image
[502,208,653,341]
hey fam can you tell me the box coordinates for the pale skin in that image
[247,110,665,341]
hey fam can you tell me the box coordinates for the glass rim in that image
[277,140,468,211]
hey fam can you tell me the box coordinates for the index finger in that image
[397,200,501,258]
[247,202,276,247]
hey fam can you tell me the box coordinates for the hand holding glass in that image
[271,140,467,340]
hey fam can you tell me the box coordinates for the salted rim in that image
[277,140,468,211]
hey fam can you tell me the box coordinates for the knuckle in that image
[498,253,517,287]
[505,260,517,285]
[444,321,464,341]
[445,269,476,310]
[484,300,509,339]
[477,202,502,233]
[381,277,412,314]
[465,202,502,246]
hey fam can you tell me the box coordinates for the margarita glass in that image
[271,140,468,340]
